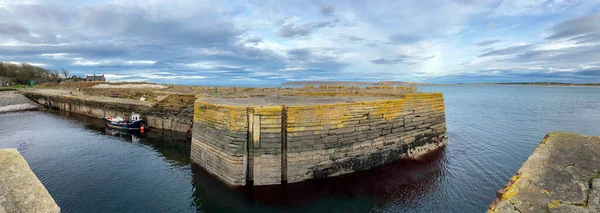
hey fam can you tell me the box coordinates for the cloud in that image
[287,48,312,60]
[371,58,410,65]
[282,66,307,71]
[1,0,600,84]
[546,13,600,40]
[339,34,364,42]
[429,69,600,84]
[475,39,502,46]
[478,44,533,57]
[568,33,600,44]
[278,20,337,38]
[320,5,335,16]
[371,55,435,65]
[388,34,423,44]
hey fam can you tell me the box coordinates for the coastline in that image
[0,90,41,114]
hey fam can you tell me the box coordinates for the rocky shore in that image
[0,90,40,113]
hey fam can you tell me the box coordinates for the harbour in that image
[1,85,599,212]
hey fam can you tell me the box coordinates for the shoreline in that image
[0,90,41,114]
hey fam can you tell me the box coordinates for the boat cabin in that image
[131,113,141,121]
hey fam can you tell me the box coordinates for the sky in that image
[1,0,600,85]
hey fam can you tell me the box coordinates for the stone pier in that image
[489,132,600,213]
[22,89,193,133]
[0,149,60,213]
[191,92,447,186]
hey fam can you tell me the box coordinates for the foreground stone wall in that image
[0,149,60,213]
[191,93,447,186]
[488,132,600,213]
[23,91,192,132]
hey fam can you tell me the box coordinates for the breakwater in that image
[23,89,193,132]
[19,84,447,186]
[191,92,447,186]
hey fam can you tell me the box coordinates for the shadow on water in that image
[190,148,447,212]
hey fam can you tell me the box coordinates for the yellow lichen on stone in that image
[547,200,560,209]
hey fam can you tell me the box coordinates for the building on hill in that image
[85,74,106,82]
[0,76,13,86]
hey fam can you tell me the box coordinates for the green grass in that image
[10,85,27,89]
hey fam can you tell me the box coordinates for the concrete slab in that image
[489,132,600,213]
[0,149,60,213]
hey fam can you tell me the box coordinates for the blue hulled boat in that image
[104,113,143,130]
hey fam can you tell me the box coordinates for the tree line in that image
[0,62,74,84]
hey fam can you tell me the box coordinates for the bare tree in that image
[61,69,69,78]
[0,62,68,84]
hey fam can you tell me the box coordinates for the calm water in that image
[1,86,599,212]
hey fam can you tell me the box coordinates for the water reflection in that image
[105,128,141,143]
[38,109,448,212]
[190,148,447,212]
[43,109,191,165]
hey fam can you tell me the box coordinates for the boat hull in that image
[104,118,143,130]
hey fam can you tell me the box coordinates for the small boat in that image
[104,113,144,130]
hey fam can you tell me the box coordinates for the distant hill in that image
[282,81,600,86]
[493,82,600,86]
[0,62,67,84]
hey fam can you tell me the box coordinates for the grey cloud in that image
[244,36,263,44]
[339,34,364,42]
[568,33,600,44]
[371,55,434,65]
[478,44,533,57]
[320,6,335,16]
[388,34,423,44]
[547,13,600,40]
[278,21,336,38]
[0,22,29,37]
[4,3,241,47]
[0,43,130,58]
[510,45,600,65]
[287,48,312,60]
[429,69,600,84]
[371,58,405,65]
[285,48,348,72]
[475,39,502,46]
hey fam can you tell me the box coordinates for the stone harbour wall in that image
[23,91,192,133]
[191,93,447,186]
[191,103,248,185]
[285,93,446,183]
[0,148,60,213]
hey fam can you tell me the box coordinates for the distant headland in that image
[282,81,600,86]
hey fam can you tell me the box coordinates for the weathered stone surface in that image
[0,148,60,213]
[22,89,192,132]
[0,91,40,113]
[489,132,600,213]
[191,92,447,186]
